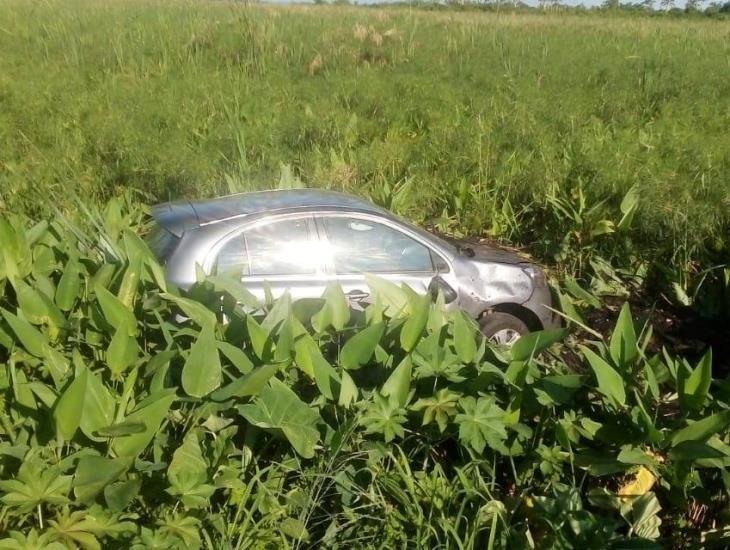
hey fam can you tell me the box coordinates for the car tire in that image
[479,312,530,347]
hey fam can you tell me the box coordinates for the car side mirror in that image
[428,275,457,304]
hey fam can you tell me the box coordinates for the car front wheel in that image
[479,312,529,347]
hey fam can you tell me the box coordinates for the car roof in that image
[152,189,389,236]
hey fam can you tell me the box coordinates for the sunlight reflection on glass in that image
[275,239,334,272]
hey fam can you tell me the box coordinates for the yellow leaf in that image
[618,466,656,498]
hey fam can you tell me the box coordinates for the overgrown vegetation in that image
[1,1,729,547]
[0,196,728,548]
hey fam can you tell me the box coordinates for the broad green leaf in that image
[534,374,586,406]
[338,370,358,408]
[452,310,478,364]
[89,264,116,294]
[111,390,176,458]
[505,360,528,386]
[503,393,522,426]
[182,324,222,398]
[167,432,214,508]
[563,278,601,308]
[155,515,201,547]
[365,275,409,318]
[107,326,138,376]
[312,283,350,333]
[669,410,730,447]
[0,218,30,280]
[609,302,638,369]
[574,452,625,476]
[246,315,269,360]
[629,492,662,540]
[123,227,157,267]
[261,292,292,334]
[168,433,207,489]
[678,349,712,412]
[160,292,217,329]
[381,355,413,408]
[273,318,294,364]
[511,328,568,362]
[95,286,137,336]
[617,184,640,231]
[340,322,385,370]
[1,307,48,357]
[238,378,321,458]
[104,479,141,512]
[216,341,253,374]
[117,255,142,309]
[210,363,280,402]
[27,382,57,408]
[556,290,589,329]
[294,331,338,399]
[12,279,65,335]
[617,446,655,465]
[80,370,115,441]
[590,219,614,237]
[0,458,71,513]
[668,440,730,461]
[400,293,430,352]
[359,392,407,442]
[11,367,37,410]
[207,274,259,308]
[455,396,507,453]
[414,330,461,380]
[73,456,128,503]
[53,367,88,441]
[582,346,626,408]
[412,389,460,433]
[44,346,71,388]
[148,350,177,393]
[55,257,81,311]
[427,292,448,334]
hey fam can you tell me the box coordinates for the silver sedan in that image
[148,189,559,345]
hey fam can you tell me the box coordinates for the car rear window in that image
[146,223,180,264]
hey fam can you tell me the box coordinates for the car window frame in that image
[313,211,452,276]
[204,213,324,281]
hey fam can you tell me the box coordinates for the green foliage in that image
[1,0,730,528]
[238,379,321,458]
[455,396,507,454]
[1,205,727,547]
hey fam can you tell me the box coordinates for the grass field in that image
[1,2,730,547]
[1,1,729,283]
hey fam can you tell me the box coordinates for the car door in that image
[315,213,442,306]
[210,214,328,303]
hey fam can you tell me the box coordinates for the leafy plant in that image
[1,201,727,547]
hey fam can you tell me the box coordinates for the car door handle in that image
[346,290,369,302]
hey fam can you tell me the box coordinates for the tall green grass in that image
[1,1,728,287]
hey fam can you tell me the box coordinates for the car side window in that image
[320,216,435,274]
[215,217,316,277]
[215,233,248,277]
